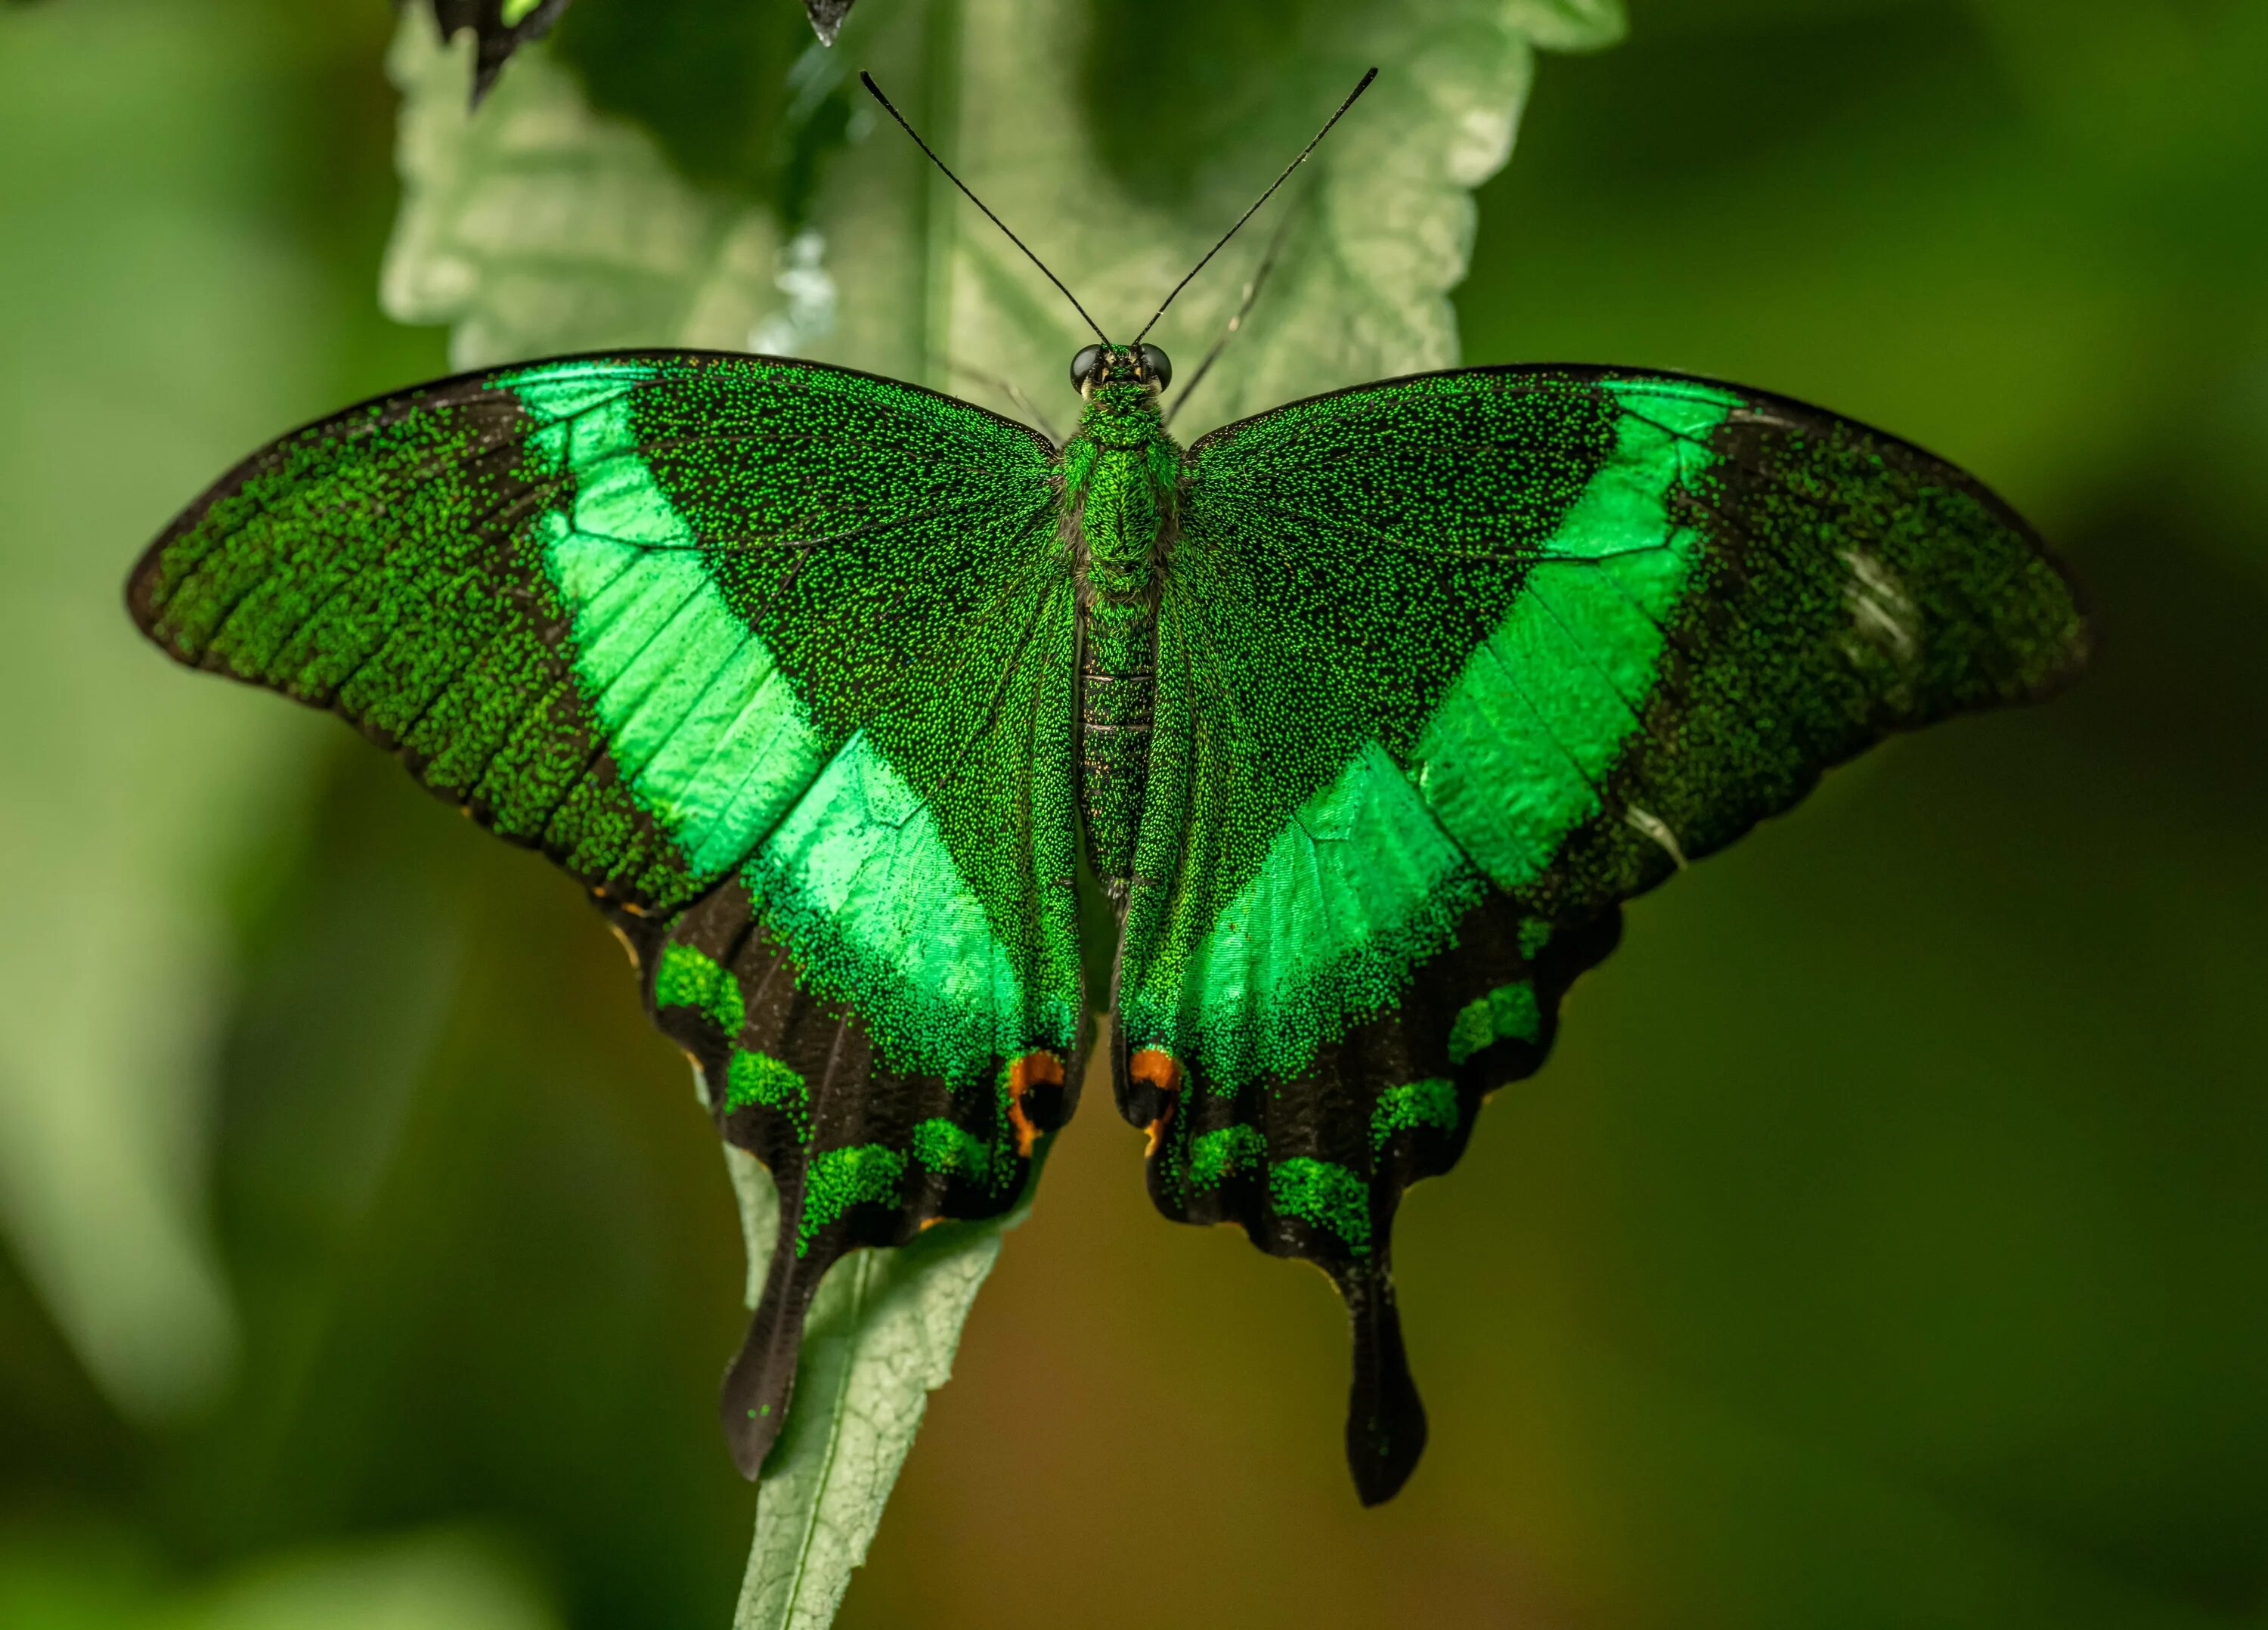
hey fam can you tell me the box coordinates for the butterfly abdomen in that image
[1065,396,1180,897]
[1077,597,1153,893]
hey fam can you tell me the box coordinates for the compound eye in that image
[1138,343,1173,389]
[1070,344,1105,392]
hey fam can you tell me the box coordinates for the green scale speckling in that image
[129,340,2087,1508]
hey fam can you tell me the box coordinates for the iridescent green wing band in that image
[129,351,1086,1475]
[1119,364,2087,1501]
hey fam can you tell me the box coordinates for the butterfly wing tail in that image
[1333,1256,1429,1506]
[720,1176,832,1478]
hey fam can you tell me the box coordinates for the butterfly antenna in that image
[1133,67,1377,346]
[860,72,1111,347]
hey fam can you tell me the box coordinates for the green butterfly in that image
[125,70,2087,1506]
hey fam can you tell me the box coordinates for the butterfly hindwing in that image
[130,350,1086,1472]
[1118,364,2087,1499]
[1132,897,1623,1501]
[631,834,1080,1469]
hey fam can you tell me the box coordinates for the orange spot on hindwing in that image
[1004,1051,1067,1157]
[1131,1048,1183,1157]
[1130,1048,1183,1094]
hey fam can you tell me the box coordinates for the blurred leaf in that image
[169,742,749,1623]
[0,0,349,1425]
[384,0,1622,429]
[0,1527,559,1630]
[547,0,838,200]
[383,11,787,366]
[173,1529,558,1630]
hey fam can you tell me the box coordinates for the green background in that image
[2,1,2263,1625]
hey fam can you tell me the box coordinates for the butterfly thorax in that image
[1063,382,1181,900]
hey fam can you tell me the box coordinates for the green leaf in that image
[379,3,1621,1622]
[383,0,1623,428]
[383,12,787,364]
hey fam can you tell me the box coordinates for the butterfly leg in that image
[948,360,1061,443]
[1163,188,1303,428]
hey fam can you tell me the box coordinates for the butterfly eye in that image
[1138,344,1173,390]
[1070,344,1105,392]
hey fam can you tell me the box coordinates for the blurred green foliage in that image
[2,1,2263,1628]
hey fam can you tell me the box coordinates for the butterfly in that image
[422,0,857,105]
[125,69,2087,1505]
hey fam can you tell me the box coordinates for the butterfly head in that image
[1071,342,1172,400]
